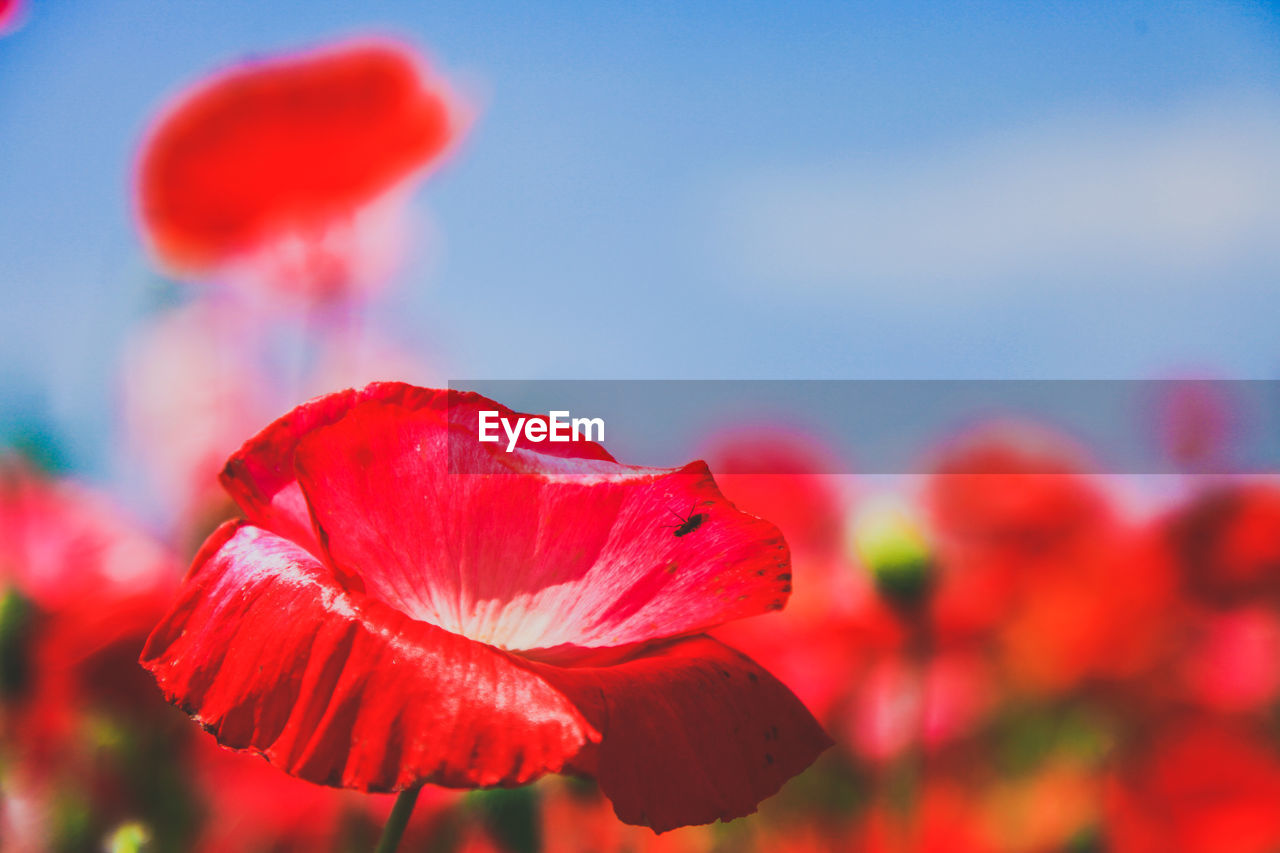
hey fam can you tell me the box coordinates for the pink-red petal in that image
[290,395,789,651]
[539,636,833,832]
[219,383,616,557]
[141,521,598,791]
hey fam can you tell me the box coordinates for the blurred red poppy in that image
[703,430,866,721]
[924,429,1109,646]
[1178,605,1280,713]
[136,41,456,298]
[1163,481,1280,605]
[0,461,189,849]
[855,780,998,853]
[0,461,178,746]
[845,651,995,761]
[1105,719,1280,853]
[141,383,830,832]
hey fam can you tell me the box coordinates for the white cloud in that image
[717,96,1280,297]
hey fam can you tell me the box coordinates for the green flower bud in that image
[850,495,933,609]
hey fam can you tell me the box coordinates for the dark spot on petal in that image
[747,672,759,684]
[765,753,774,765]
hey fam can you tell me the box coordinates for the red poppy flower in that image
[0,461,189,848]
[136,41,455,298]
[141,383,830,832]
[1178,605,1280,713]
[1163,482,1280,605]
[0,461,178,744]
[855,780,998,853]
[1105,719,1280,853]
[924,424,1114,644]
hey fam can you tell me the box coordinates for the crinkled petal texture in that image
[143,383,830,830]
[144,521,595,790]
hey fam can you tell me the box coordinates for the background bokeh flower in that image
[136,39,458,302]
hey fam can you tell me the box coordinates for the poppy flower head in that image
[926,423,1107,548]
[1164,482,1280,605]
[0,459,179,788]
[1180,606,1280,712]
[136,41,457,298]
[1105,720,1280,853]
[142,383,830,832]
[920,424,1117,643]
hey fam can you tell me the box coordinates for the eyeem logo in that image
[477,410,605,452]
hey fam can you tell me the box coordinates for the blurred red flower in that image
[855,780,998,853]
[1178,605,1280,713]
[921,425,1111,645]
[141,383,830,832]
[0,461,187,849]
[539,778,711,853]
[1105,719,1280,853]
[1163,481,1280,605]
[188,736,350,853]
[845,651,994,761]
[925,424,1113,646]
[0,461,178,749]
[136,41,456,299]
[704,430,866,721]
[920,426,1177,694]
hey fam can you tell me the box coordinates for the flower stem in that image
[374,784,423,853]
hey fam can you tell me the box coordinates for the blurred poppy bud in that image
[851,495,933,610]
[0,586,35,699]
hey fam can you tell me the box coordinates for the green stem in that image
[374,785,423,853]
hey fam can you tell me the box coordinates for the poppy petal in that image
[140,521,598,791]
[219,383,614,557]
[539,635,833,832]
[289,396,790,652]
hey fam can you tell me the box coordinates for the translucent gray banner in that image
[447,380,1280,474]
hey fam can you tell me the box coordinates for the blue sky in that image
[2,1,1280,473]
